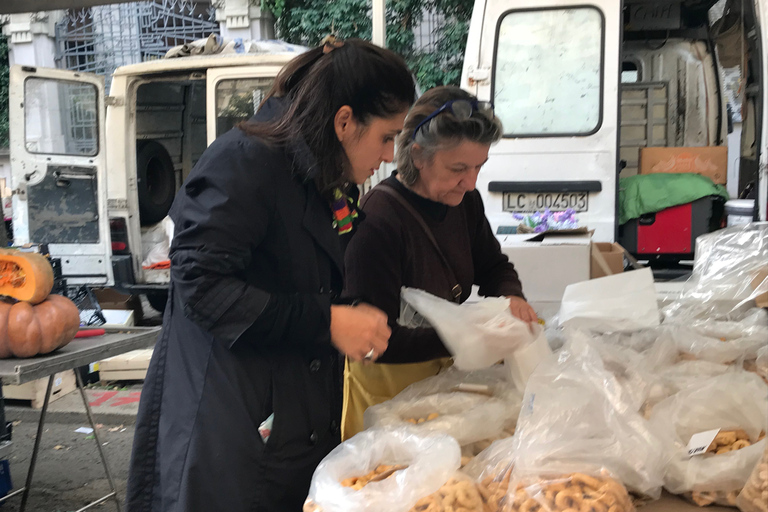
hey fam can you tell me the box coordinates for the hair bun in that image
[321,35,344,54]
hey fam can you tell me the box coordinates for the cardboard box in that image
[92,288,144,324]
[639,146,727,184]
[752,267,768,308]
[99,348,154,383]
[499,232,591,302]
[4,370,76,409]
[591,242,625,279]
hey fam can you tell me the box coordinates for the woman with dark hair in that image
[126,38,415,512]
[342,86,537,439]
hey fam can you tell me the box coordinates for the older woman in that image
[342,86,537,439]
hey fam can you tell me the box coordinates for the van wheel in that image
[145,290,168,314]
[137,141,176,226]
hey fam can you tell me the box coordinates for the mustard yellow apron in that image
[341,357,452,441]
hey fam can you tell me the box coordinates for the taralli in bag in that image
[304,428,460,512]
[477,467,513,512]
[406,413,440,424]
[486,472,635,512]
[341,464,409,490]
[736,440,768,512]
[685,490,741,507]
[706,430,765,455]
[649,372,768,504]
[409,475,489,512]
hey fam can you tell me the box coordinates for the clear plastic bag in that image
[587,334,674,413]
[391,365,522,407]
[648,372,768,499]
[663,223,768,319]
[736,440,768,512]
[364,392,513,447]
[463,439,637,512]
[642,360,732,418]
[756,345,768,382]
[663,310,768,364]
[400,288,537,370]
[508,331,666,499]
[304,427,460,512]
[463,435,516,484]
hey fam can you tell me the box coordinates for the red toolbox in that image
[618,196,725,263]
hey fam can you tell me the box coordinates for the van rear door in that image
[463,0,621,241]
[9,66,112,286]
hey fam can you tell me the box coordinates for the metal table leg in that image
[0,371,124,511]
[18,374,54,512]
[74,370,123,512]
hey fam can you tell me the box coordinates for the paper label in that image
[687,429,720,457]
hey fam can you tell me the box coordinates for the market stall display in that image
[306,223,768,512]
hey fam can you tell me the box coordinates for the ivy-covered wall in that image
[261,0,473,91]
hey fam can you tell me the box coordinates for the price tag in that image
[687,429,720,457]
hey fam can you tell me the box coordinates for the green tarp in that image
[619,173,729,225]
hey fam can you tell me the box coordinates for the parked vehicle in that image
[9,45,302,309]
[455,0,765,244]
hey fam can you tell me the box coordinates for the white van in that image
[460,0,766,241]
[9,47,300,309]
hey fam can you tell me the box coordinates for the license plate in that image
[503,192,588,213]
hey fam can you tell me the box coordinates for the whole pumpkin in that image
[0,249,54,305]
[0,294,81,358]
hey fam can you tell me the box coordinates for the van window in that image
[493,7,603,136]
[215,77,274,137]
[24,78,99,156]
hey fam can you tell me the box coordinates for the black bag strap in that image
[374,184,462,302]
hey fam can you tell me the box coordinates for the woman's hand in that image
[330,303,391,362]
[507,296,538,324]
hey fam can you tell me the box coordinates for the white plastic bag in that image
[141,216,175,268]
[364,392,512,447]
[305,427,460,512]
[558,268,661,333]
[504,327,553,394]
[649,372,768,496]
[400,288,537,370]
[510,331,666,498]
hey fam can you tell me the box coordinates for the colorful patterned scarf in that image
[331,188,358,235]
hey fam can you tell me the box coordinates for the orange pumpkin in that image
[0,294,80,358]
[0,249,54,305]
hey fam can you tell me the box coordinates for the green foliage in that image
[0,35,9,149]
[262,0,372,45]
[261,0,474,91]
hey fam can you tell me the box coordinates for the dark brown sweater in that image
[343,174,525,364]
